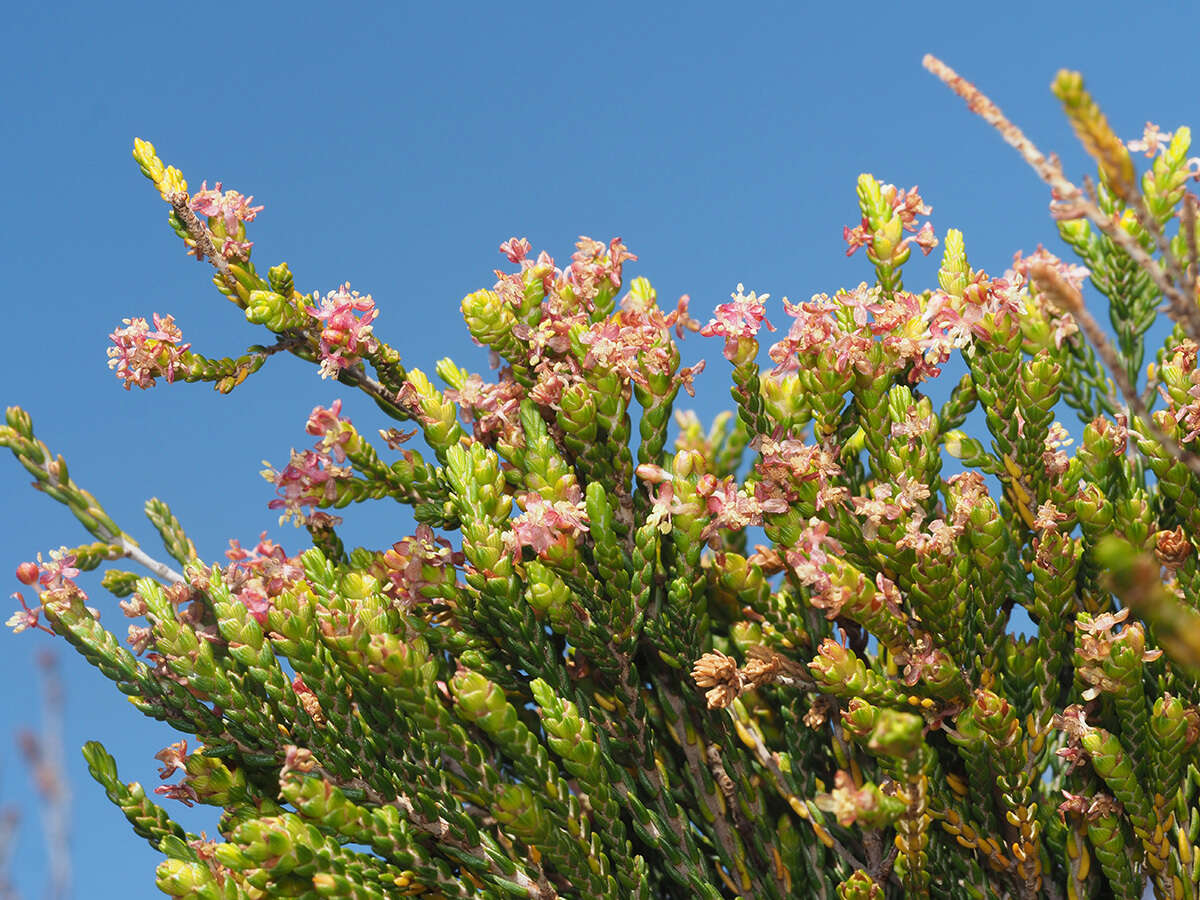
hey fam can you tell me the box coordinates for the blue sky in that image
[3,2,1197,896]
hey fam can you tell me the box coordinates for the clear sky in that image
[3,1,1197,896]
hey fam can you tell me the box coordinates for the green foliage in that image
[6,61,1200,899]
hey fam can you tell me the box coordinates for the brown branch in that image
[21,448,185,584]
[1128,190,1192,318]
[703,743,769,882]
[166,193,241,298]
[922,54,1200,344]
[1183,193,1200,303]
[733,708,868,874]
[657,689,773,898]
[1030,262,1200,479]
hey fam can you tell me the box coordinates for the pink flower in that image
[503,491,589,559]
[15,562,39,585]
[669,294,701,339]
[896,634,953,687]
[700,284,776,362]
[305,283,379,379]
[154,782,198,808]
[445,374,524,444]
[382,524,464,608]
[911,221,938,255]
[849,485,904,541]
[1033,500,1070,532]
[784,518,845,594]
[756,438,848,509]
[1160,371,1200,442]
[768,287,893,377]
[923,271,1021,364]
[36,548,80,590]
[896,516,962,557]
[945,471,989,516]
[893,473,931,511]
[1126,122,1172,157]
[565,236,637,291]
[696,474,787,541]
[1009,246,1089,295]
[305,399,354,463]
[815,770,877,827]
[6,592,52,635]
[645,483,681,534]
[843,222,871,256]
[578,318,645,377]
[223,532,304,623]
[126,625,154,654]
[676,360,705,397]
[262,449,349,526]
[238,589,271,625]
[107,313,191,390]
[701,284,775,342]
[891,185,932,224]
[769,293,838,372]
[864,289,922,336]
[499,237,531,263]
[154,740,189,779]
[843,184,937,258]
[889,408,936,451]
[189,181,263,235]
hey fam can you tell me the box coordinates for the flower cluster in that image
[222,533,305,625]
[107,313,190,390]
[843,183,937,260]
[305,283,379,379]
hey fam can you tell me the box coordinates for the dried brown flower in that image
[803,695,838,729]
[1029,261,1086,316]
[745,544,785,575]
[1154,527,1193,570]
[691,650,744,709]
[292,674,326,725]
[1184,706,1200,747]
[742,653,780,689]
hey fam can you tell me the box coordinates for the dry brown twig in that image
[922,54,1200,342]
[923,54,1200,480]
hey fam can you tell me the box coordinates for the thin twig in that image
[925,54,1200,478]
[1129,191,1191,314]
[171,196,412,422]
[703,743,765,878]
[121,539,185,585]
[732,708,868,873]
[167,192,241,299]
[22,448,187,585]
[336,364,413,419]
[1182,193,1199,302]
[1030,263,1200,478]
[922,54,1200,343]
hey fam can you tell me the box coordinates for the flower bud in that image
[15,562,38,585]
[1075,483,1114,531]
[450,669,516,733]
[493,783,548,841]
[155,859,212,896]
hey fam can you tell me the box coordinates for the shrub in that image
[5,56,1200,899]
